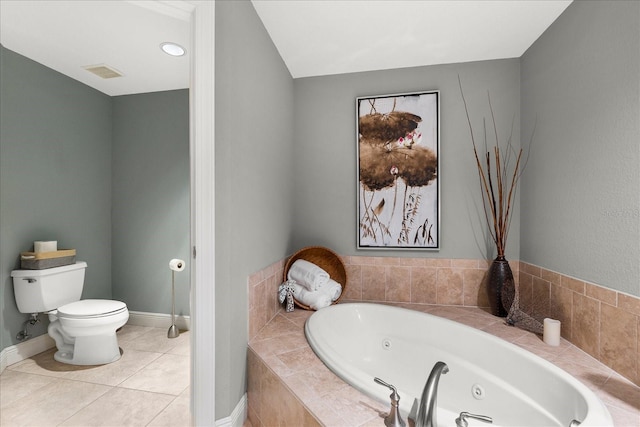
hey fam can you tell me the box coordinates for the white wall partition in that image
[190,1,216,425]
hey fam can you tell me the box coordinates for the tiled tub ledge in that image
[247,302,640,427]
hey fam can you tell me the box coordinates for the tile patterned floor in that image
[0,326,191,427]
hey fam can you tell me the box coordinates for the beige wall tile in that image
[561,276,585,294]
[304,398,344,426]
[518,272,534,314]
[549,283,573,341]
[451,259,479,268]
[247,349,263,421]
[263,261,277,280]
[250,255,640,391]
[255,281,269,337]
[260,366,285,427]
[362,265,386,301]
[280,391,321,427]
[585,283,617,306]
[397,257,427,267]
[344,264,363,300]
[531,276,550,322]
[606,404,640,427]
[479,259,492,269]
[463,268,487,307]
[410,267,437,304]
[379,257,401,266]
[600,304,638,384]
[266,274,279,321]
[520,262,540,277]
[248,270,264,287]
[282,365,347,401]
[313,385,386,426]
[425,258,451,267]
[277,347,323,373]
[248,281,258,340]
[385,266,411,302]
[350,256,379,266]
[247,404,261,427]
[595,375,640,416]
[436,268,463,305]
[619,293,640,317]
[540,268,561,286]
[572,293,600,360]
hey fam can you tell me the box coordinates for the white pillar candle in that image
[543,318,561,346]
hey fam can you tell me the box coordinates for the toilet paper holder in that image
[168,258,185,339]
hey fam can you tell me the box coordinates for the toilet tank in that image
[11,261,87,314]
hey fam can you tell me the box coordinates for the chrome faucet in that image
[374,377,406,427]
[415,361,449,427]
[455,412,492,427]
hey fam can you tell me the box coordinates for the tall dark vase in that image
[487,256,515,317]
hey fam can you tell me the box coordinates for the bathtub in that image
[305,303,613,427]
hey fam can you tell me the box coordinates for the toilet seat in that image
[57,299,127,319]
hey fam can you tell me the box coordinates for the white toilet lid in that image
[57,299,127,319]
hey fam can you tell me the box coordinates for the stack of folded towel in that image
[287,259,342,310]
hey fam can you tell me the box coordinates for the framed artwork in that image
[356,91,440,250]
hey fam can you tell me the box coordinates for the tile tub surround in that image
[247,256,515,341]
[519,262,640,388]
[248,256,640,389]
[248,303,640,427]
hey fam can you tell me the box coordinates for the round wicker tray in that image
[283,246,347,310]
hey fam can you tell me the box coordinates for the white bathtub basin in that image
[305,303,612,427]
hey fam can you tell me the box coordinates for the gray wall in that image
[520,0,640,297]
[0,46,191,354]
[0,46,112,349]
[112,90,191,315]
[293,60,522,260]
[215,1,295,416]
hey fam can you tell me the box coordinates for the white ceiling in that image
[252,0,573,78]
[0,0,572,96]
[0,0,192,96]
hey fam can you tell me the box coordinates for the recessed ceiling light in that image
[160,42,186,57]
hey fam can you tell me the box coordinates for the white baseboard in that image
[0,334,55,373]
[215,394,247,427]
[0,311,190,374]
[126,311,191,330]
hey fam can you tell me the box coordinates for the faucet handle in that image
[374,377,399,398]
[455,412,493,427]
[374,377,406,427]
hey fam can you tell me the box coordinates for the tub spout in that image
[415,361,449,427]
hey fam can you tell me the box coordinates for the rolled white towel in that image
[290,282,332,310]
[287,259,330,291]
[316,278,342,302]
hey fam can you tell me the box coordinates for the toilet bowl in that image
[11,261,129,366]
[48,299,129,365]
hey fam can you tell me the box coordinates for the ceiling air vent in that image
[83,64,123,79]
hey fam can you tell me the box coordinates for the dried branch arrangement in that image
[459,77,530,258]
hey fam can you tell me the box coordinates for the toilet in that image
[11,261,129,365]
